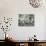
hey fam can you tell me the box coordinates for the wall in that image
[0,0,46,40]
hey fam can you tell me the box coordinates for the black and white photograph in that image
[18,14,34,26]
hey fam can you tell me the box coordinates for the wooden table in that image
[12,40,46,46]
[5,39,46,46]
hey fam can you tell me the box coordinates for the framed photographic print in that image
[18,14,34,26]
